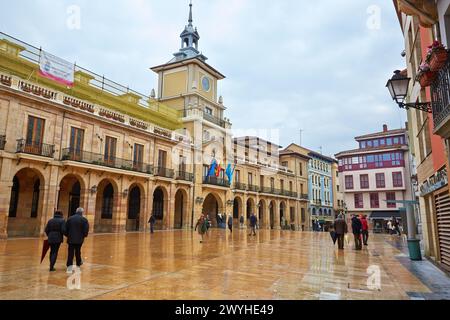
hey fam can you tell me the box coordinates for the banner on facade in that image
[38,50,74,87]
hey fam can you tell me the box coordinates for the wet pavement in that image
[0,229,449,300]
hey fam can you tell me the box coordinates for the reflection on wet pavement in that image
[0,229,444,300]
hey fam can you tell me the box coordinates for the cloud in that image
[0,0,406,156]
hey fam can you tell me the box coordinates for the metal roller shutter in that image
[434,191,450,270]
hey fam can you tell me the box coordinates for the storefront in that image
[370,211,402,234]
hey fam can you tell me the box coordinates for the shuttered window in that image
[434,191,450,271]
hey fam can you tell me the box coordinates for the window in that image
[289,181,293,192]
[345,175,354,189]
[354,193,363,208]
[178,155,186,173]
[203,165,209,177]
[26,116,45,154]
[134,144,144,167]
[386,138,392,145]
[299,162,303,176]
[386,192,396,208]
[370,193,379,208]
[393,172,403,187]
[360,174,369,189]
[260,175,264,187]
[282,161,288,167]
[270,177,275,190]
[158,149,167,168]
[248,172,253,185]
[280,179,284,191]
[69,127,84,157]
[361,141,366,148]
[376,173,385,188]
[204,107,213,115]
[104,136,117,165]
[235,170,241,183]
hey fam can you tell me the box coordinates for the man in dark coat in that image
[351,214,362,250]
[249,213,257,236]
[148,214,156,233]
[333,214,348,250]
[64,207,89,273]
[227,214,233,233]
[44,211,66,271]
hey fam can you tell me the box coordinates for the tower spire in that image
[188,0,193,26]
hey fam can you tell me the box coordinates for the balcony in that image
[300,193,309,200]
[203,112,226,128]
[234,182,247,190]
[154,166,174,179]
[175,171,194,182]
[0,135,5,150]
[17,139,55,158]
[247,184,259,192]
[61,148,154,174]
[203,176,230,187]
[431,56,450,135]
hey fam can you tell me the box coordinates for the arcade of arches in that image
[0,165,304,239]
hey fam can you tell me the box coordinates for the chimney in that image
[383,124,388,132]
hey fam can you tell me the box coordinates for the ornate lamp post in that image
[386,70,432,113]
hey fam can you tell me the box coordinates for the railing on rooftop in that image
[0,31,178,119]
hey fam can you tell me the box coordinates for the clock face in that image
[201,76,211,92]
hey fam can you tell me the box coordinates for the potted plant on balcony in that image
[416,63,436,88]
[426,40,448,72]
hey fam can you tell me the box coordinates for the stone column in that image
[0,158,13,239]
[39,165,59,236]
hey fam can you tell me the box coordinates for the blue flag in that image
[207,159,217,177]
[225,163,236,184]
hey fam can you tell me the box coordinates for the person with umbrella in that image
[64,207,89,273]
[44,210,66,271]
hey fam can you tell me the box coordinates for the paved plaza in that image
[1,229,449,300]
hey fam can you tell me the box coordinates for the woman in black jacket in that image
[44,211,66,271]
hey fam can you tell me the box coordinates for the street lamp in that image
[386,70,432,113]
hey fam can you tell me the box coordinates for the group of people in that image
[194,212,258,243]
[332,214,369,250]
[44,208,89,273]
[387,217,402,236]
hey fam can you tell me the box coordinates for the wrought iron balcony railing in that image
[0,135,5,150]
[203,112,226,128]
[247,184,259,192]
[431,55,450,130]
[300,193,309,200]
[17,139,55,158]
[61,148,154,174]
[175,171,194,182]
[154,166,174,178]
[203,176,230,187]
[234,182,247,190]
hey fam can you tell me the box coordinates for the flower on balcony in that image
[426,40,448,72]
[416,63,436,88]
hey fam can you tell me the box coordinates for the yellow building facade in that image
[0,4,310,238]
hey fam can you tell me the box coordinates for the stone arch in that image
[7,167,46,237]
[246,197,256,221]
[126,182,146,232]
[202,192,225,227]
[269,200,277,229]
[233,195,244,227]
[258,199,266,229]
[94,178,119,233]
[57,173,87,219]
[152,185,169,230]
[174,188,189,229]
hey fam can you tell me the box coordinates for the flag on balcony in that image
[207,159,217,177]
[225,163,236,184]
[215,162,222,177]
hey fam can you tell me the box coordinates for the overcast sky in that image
[0,0,406,157]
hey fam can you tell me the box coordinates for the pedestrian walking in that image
[351,214,362,250]
[249,213,257,236]
[44,211,65,272]
[360,214,369,246]
[392,217,401,236]
[205,214,211,233]
[195,214,208,243]
[227,214,233,233]
[64,207,89,273]
[148,214,156,233]
[239,215,244,229]
[333,214,348,250]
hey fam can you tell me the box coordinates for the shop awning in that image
[369,211,401,220]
